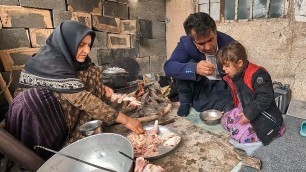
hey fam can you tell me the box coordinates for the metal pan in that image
[129,125,181,160]
[37,133,134,172]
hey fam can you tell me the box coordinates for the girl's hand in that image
[238,113,250,124]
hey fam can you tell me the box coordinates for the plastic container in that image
[273,82,291,114]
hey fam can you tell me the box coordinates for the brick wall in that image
[0,0,166,110]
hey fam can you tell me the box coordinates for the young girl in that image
[216,41,285,146]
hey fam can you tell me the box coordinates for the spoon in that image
[35,145,117,172]
[214,67,226,75]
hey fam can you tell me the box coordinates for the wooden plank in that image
[0,48,39,71]
[0,73,12,104]
[0,51,14,72]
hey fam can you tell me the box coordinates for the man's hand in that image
[238,113,250,124]
[196,60,215,76]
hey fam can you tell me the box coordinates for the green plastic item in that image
[300,121,306,137]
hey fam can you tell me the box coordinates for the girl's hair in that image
[216,41,248,65]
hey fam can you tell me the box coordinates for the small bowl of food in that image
[200,110,223,125]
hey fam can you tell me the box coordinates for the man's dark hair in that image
[183,12,217,37]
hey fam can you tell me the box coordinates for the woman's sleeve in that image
[77,65,109,102]
[61,90,119,125]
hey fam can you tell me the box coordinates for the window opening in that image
[199,0,286,21]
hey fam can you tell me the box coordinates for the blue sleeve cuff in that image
[184,62,197,81]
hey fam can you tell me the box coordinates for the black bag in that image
[252,111,282,145]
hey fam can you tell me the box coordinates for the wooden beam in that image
[0,48,39,72]
[0,73,12,104]
[235,0,238,20]
[220,0,226,22]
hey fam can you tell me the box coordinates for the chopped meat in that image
[143,164,165,172]
[127,120,181,157]
[117,94,126,103]
[163,135,181,147]
[161,132,175,140]
[129,100,142,106]
[134,157,148,172]
[111,93,121,102]
[111,93,142,107]
[134,157,165,172]
[123,96,136,102]
[127,120,163,157]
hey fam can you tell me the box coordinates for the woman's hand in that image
[116,112,144,134]
[124,117,144,134]
[104,86,114,98]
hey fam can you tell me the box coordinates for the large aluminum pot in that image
[37,133,134,172]
[102,67,129,88]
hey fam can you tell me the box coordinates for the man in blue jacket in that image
[164,12,235,116]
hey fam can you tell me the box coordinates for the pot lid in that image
[102,67,127,74]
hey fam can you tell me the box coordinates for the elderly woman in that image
[5,20,144,159]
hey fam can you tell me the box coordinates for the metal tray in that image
[37,133,134,172]
[130,125,181,160]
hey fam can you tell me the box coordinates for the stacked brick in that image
[0,0,166,107]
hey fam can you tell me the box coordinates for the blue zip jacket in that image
[164,31,234,80]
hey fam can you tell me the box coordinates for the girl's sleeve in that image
[61,90,119,125]
[243,69,274,121]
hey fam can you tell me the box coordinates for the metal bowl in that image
[136,125,181,160]
[78,120,102,136]
[37,133,134,172]
[200,110,223,125]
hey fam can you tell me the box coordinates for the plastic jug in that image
[273,82,291,114]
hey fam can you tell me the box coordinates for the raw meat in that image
[127,120,163,157]
[134,157,165,172]
[111,93,142,106]
[163,135,181,147]
[127,120,181,157]
[134,157,148,172]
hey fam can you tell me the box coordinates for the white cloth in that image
[229,139,263,156]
